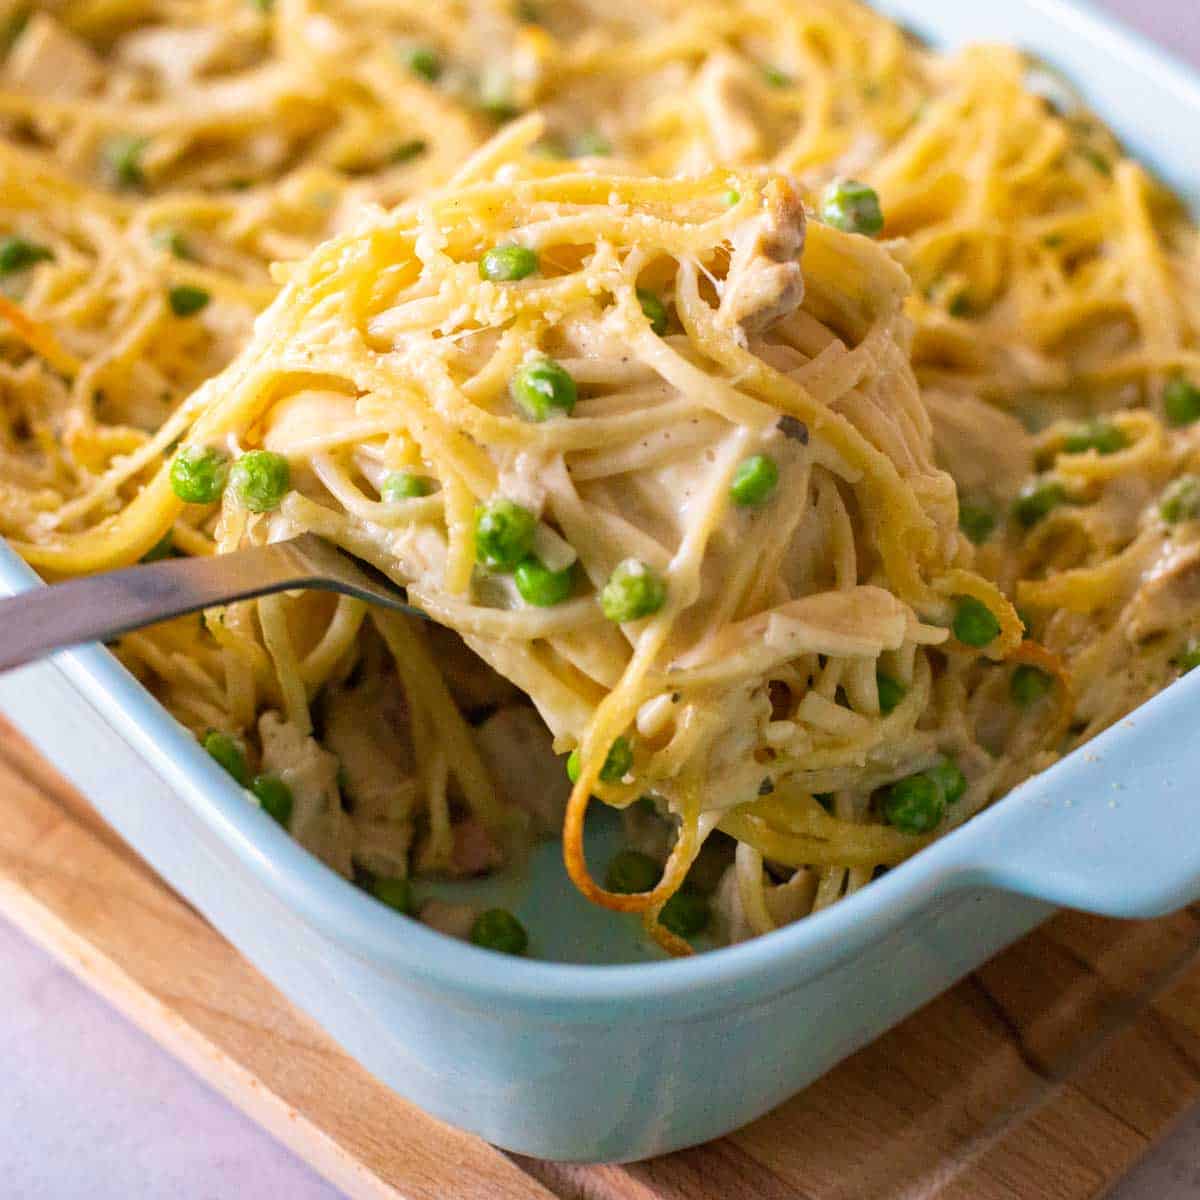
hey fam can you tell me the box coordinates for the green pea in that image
[730,454,780,507]
[510,356,577,421]
[230,450,290,512]
[952,596,1001,647]
[531,136,568,159]
[1013,478,1066,528]
[599,735,633,782]
[1062,419,1126,455]
[469,908,528,955]
[369,874,414,915]
[949,292,972,318]
[250,0,273,13]
[402,45,441,82]
[926,758,967,805]
[876,671,906,715]
[103,134,148,189]
[1164,375,1200,427]
[724,189,741,206]
[601,559,666,622]
[474,498,536,570]
[0,235,52,275]
[380,471,432,502]
[251,773,293,827]
[605,849,660,894]
[1010,664,1052,707]
[479,243,538,282]
[820,178,884,237]
[659,889,711,938]
[514,556,574,606]
[140,530,175,563]
[1176,639,1200,674]
[1,7,28,57]
[390,139,428,164]
[637,288,669,335]
[168,285,210,317]
[566,735,632,784]
[958,499,996,544]
[477,66,519,121]
[761,65,792,88]
[170,445,228,505]
[883,772,945,834]
[1160,475,1200,525]
[153,228,192,260]
[203,730,248,786]
[570,130,611,157]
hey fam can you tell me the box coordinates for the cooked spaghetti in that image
[2,0,1199,953]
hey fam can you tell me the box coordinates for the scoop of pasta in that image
[19,117,1022,948]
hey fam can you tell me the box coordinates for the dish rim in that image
[9,0,1200,1020]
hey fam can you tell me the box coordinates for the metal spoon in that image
[0,534,421,673]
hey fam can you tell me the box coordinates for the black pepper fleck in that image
[778,415,809,443]
[758,777,775,795]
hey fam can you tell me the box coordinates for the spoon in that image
[0,534,421,673]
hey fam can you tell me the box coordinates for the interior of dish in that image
[2,0,1197,958]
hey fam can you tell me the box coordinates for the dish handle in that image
[939,672,1200,919]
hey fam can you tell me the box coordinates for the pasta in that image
[2,0,1199,954]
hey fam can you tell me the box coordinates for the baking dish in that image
[4,0,1200,1164]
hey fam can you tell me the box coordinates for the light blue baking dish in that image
[5,0,1200,1164]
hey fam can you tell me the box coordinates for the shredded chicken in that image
[1124,538,1200,643]
[473,704,570,834]
[718,178,807,335]
[448,818,504,876]
[317,664,427,877]
[411,809,504,878]
[319,672,418,825]
[119,25,258,89]
[258,711,353,877]
[1089,472,1168,550]
[4,13,102,97]
[924,388,1034,502]
[350,818,413,881]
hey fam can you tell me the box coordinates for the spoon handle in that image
[0,540,344,672]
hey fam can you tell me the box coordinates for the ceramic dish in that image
[4,0,1200,1163]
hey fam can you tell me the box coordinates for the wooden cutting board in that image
[1,711,1197,1200]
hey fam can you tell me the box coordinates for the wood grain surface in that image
[1,713,1197,1200]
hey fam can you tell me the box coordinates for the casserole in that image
[3,0,1200,1163]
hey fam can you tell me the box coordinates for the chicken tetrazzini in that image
[2,0,1199,953]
